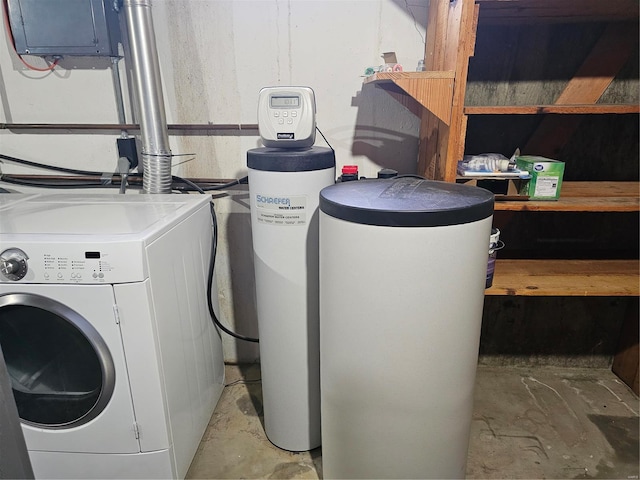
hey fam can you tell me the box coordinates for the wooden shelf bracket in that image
[364,71,455,125]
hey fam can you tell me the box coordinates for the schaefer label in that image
[255,194,307,226]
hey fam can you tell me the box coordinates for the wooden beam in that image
[524,23,637,157]
[556,24,637,104]
[418,0,452,179]
[417,0,478,181]
[442,0,479,181]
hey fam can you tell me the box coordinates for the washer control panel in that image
[0,243,146,284]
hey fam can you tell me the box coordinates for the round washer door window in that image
[0,293,115,428]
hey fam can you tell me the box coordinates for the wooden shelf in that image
[417,0,639,392]
[464,104,640,115]
[494,182,640,212]
[486,259,640,296]
[364,71,454,124]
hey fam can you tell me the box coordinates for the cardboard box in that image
[516,156,565,200]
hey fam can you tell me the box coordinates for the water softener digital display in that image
[258,86,316,149]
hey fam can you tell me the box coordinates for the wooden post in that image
[418,0,478,181]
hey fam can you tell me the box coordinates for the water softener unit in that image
[248,87,335,451]
[319,177,494,478]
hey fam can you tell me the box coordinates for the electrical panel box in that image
[7,0,121,56]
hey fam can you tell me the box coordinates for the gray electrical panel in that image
[7,0,121,56]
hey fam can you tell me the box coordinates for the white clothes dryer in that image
[0,193,225,479]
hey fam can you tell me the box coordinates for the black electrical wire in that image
[171,176,248,192]
[200,176,248,191]
[172,174,259,343]
[0,153,101,176]
[316,126,334,152]
[207,197,259,342]
[0,176,129,189]
[171,175,206,194]
[0,153,248,191]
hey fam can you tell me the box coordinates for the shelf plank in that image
[486,259,640,296]
[494,182,640,212]
[363,71,455,82]
[495,196,640,212]
[364,71,455,124]
[464,104,640,115]
[559,182,639,197]
[475,0,639,24]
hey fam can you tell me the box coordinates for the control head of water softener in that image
[258,86,316,149]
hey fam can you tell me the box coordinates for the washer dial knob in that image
[0,248,29,281]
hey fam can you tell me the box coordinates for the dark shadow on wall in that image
[220,188,260,362]
[350,84,421,174]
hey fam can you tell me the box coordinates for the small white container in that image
[486,228,504,288]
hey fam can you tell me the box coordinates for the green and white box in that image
[516,155,565,200]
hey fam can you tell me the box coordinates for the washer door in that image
[0,285,140,454]
[0,293,114,428]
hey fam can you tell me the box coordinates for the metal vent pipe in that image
[123,0,172,193]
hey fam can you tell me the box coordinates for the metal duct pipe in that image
[123,0,172,193]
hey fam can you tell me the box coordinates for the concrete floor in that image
[187,364,639,479]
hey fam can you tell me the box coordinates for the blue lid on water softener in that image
[319,177,494,227]
[247,147,335,172]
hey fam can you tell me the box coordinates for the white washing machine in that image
[0,193,225,479]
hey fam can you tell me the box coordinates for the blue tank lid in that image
[247,146,335,172]
[319,177,494,227]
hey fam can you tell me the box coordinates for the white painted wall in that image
[0,0,428,362]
